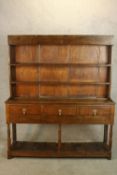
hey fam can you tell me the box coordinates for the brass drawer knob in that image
[22,108,27,115]
[93,109,97,116]
[58,109,62,116]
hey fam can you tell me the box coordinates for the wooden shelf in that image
[10,63,111,67]
[11,81,110,86]
[8,141,110,158]
[11,96,109,101]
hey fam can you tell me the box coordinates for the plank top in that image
[8,35,113,45]
[5,97,115,105]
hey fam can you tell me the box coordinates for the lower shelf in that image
[8,141,111,159]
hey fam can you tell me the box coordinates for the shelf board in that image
[8,141,110,158]
[11,81,110,86]
[12,96,108,101]
[10,63,111,67]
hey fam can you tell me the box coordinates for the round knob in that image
[22,108,27,115]
[93,109,97,116]
[58,109,62,116]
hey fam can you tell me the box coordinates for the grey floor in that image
[0,124,117,175]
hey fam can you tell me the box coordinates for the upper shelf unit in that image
[8,35,113,99]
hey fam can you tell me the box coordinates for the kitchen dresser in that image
[5,35,115,159]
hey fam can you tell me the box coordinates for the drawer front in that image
[79,106,113,116]
[76,106,114,124]
[8,104,42,115]
[41,104,76,123]
[42,104,76,116]
[7,104,42,123]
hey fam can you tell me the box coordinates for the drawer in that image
[7,104,42,123]
[76,106,114,124]
[42,104,76,116]
[78,106,113,116]
[8,104,42,115]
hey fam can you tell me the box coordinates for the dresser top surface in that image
[6,98,115,105]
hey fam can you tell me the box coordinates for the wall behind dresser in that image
[0,0,117,125]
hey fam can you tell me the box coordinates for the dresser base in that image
[7,122,113,159]
[7,141,111,159]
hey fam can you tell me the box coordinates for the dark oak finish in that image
[8,142,111,158]
[5,35,115,159]
[8,35,113,45]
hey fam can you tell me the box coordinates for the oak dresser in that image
[5,35,115,159]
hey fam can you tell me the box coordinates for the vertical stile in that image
[68,45,71,97]
[10,45,16,97]
[96,46,100,98]
[108,45,112,98]
[38,45,40,98]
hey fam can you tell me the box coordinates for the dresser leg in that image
[58,124,62,153]
[107,153,112,160]
[103,125,113,146]
[108,125,113,149]
[7,124,12,159]
[12,123,17,144]
[104,125,113,160]
[7,124,11,149]
[103,125,108,144]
